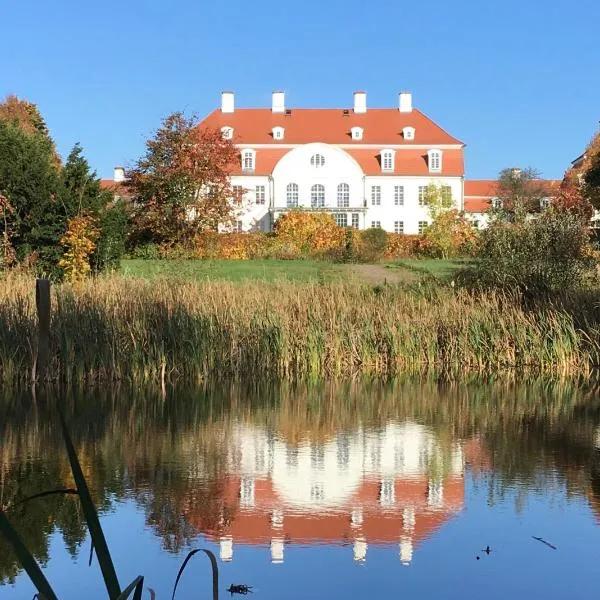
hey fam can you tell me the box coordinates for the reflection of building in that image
[185,422,468,565]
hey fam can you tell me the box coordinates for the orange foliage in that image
[385,234,423,259]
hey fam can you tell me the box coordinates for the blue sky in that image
[1,0,598,180]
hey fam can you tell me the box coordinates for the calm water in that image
[2,380,600,599]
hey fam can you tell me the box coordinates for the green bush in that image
[464,209,596,295]
[358,228,388,262]
[129,243,162,260]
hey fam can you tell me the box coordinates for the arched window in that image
[221,126,233,140]
[311,184,325,208]
[402,127,415,140]
[337,183,350,208]
[272,126,285,140]
[286,183,299,208]
[351,127,363,140]
[242,149,255,172]
[310,154,325,168]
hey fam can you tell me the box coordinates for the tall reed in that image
[1,273,599,384]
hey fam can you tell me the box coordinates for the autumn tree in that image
[553,170,592,219]
[127,112,240,246]
[58,213,100,282]
[424,182,454,220]
[493,167,548,221]
[580,132,600,208]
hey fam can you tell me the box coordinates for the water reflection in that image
[207,422,466,566]
[2,379,600,596]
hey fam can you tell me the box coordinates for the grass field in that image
[389,259,472,281]
[120,258,470,285]
[120,259,347,282]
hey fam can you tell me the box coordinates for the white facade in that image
[209,90,465,234]
[231,155,463,234]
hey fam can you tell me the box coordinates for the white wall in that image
[230,175,271,232]
[364,176,463,234]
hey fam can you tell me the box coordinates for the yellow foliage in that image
[274,211,345,253]
[58,214,100,282]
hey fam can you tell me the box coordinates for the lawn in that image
[120,259,347,283]
[388,258,472,281]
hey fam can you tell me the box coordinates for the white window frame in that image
[403,126,415,140]
[540,197,551,209]
[371,186,381,206]
[371,220,381,228]
[351,213,360,229]
[337,183,350,208]
[255,185,266,205]
[441,185,452,203]
[333,213,348,227]
[221,126,233,140]
[394,185,404,206]
[286,183,299,208]
[418,220,429,234]
[381,149,395,172]
[351,126,363,140]
[394,221,404,234]
[311,184,325,208]
[418,186,427,206]
[310,154,325,168]
[232,185,243,201]
[428,149,442,173]
[242,149,256,172]
[491,197,503,210]
[272,126,284,140]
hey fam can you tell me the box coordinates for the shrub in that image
[464,208,596,294]
[385,234,422,259]
[129,243,162,260]
[358,228,388,262]
[422,210,480,259]
[274,211,344,256]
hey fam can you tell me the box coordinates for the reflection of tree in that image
[2,378,600,582]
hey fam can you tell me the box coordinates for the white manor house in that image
[103,91,560,232]
[200,90,466,234]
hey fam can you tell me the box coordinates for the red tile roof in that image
[228,147,464,177]
[199,108,463,147]
[464,179,562,213]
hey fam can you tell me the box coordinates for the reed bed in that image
[1,273,599,384]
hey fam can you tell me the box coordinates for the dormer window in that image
[381,149,395,172]
[272,126,285,140]
[403,127,415,140]
[351,126,363,140]
[221,126,234,140]
[428,149,442,173]
[491,197,503,210]
[242,149,256,172]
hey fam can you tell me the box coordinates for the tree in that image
[553,170,592,219]
[424,182,454,220]
[127,112,240,246]
[58,213,100,282]
[60,144,127,272]
[580,132,600,208]
[0,119,62,273]
[423,210,479,259]
[493,167,548,221]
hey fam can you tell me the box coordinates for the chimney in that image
[272,91,285,113]
[399,92,412,113]
[221,91,235,113]
[113,166,125,183]
[353,91,367,114]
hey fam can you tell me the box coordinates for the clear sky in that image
[1,0,598,180]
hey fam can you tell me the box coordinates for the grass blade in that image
[6,489,79,511]
[0,510,58,600]
[171,548,218,600]
[57,409,121,599]
[117,575,144,600]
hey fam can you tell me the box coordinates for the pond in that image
[2,380,600,599]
